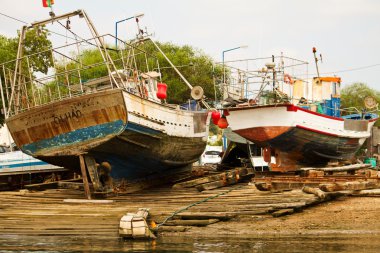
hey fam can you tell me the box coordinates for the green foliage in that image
[0,27,53,125]
[0,36,18,64]
[138,41,223,104]
[341,82,380,126]
[23,27,53,74]
[54,41,223,104]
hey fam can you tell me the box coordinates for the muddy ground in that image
[179,196,380,237]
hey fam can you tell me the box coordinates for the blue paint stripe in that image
[22,120,126,155]
[0,161,48,169]
[126,122,161,135]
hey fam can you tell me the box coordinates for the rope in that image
[154,184,244,230]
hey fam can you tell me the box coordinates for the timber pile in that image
[0,183,320,239]
[254,164,380,192]
[303,180,380,200]
[173,167,254,191]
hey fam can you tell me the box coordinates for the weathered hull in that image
[38,122,206,180]
[226,104,378,170]
[6,89,209,182]
[6,89,128,157]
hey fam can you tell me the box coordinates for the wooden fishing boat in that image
[218,55,378,171]
[225,102,378,171]
[2,10,210,192]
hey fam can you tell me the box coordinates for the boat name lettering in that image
[53,109,83,124]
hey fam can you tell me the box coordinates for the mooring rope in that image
[153,184,244,231]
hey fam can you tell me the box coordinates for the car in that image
[201,150,222,165]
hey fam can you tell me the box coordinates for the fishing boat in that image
[218,54,378,172]
[0,126,66,189]
[1,10,210,192]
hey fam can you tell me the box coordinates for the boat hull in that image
[6,89,209,185]
[226,104,378,170]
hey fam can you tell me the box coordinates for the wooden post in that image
[84,155,102,192]
[79,155,91,199]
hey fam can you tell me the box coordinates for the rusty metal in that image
[253,169,380,191]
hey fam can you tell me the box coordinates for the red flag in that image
[42,0,54,8]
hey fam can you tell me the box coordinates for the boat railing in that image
[215,56,309,104]
[0,32,164,117]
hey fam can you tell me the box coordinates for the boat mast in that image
[313,47,321,81]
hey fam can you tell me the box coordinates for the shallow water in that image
[0,234,379,252]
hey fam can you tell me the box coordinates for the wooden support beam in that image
[84,155,102,192]
[79,155,91,200]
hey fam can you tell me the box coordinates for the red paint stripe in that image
[296,125,339,137]
[295,106,344,121]
[227,103,378,123]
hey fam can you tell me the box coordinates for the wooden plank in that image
[63,199,114,204]
[175,212,236,221]
[271,208,294,217]
[79,155,91,200]
[195,168,253,191]
[163,219,220,227]
[172,174,224,189]
[156,226,189,232]
[84,155,102,192]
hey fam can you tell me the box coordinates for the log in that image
[302,186,326,199]
[271,208,294,217]
[353,189,380,196]
[299,164,371,172]
[319,181,380,192]
[157,226,189,232]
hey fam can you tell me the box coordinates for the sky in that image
[1,0,380,90]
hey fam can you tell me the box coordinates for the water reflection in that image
[0,234,379,252]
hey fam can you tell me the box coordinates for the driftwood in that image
[271,208,295,217]
[302,186,327,199]
[352,189,380,196]
[300,163,371,172]
[302,185,380,199]
[319,181,380,192]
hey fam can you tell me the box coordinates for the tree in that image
[341,83,380,126]
[0,27,53,125]
[140,41,223,104]
[23,27,53,74]
[53,41,223,105]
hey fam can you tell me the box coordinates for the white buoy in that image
[119,208,156,239]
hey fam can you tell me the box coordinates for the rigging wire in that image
[0,11,27,24]
[2,11,380,76]
[0,11,78,41]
